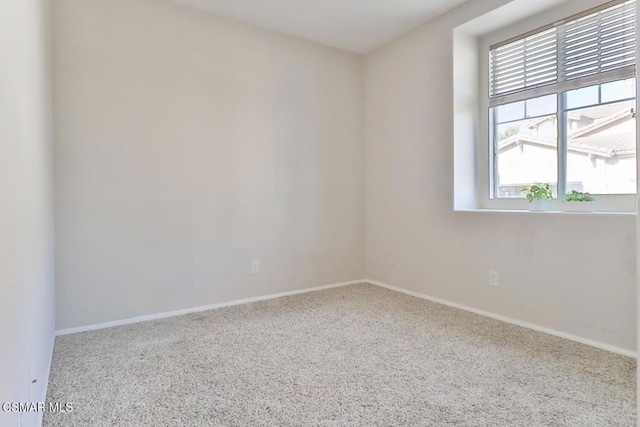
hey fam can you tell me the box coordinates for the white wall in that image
[53,0,364,330]
[636,0,640,419]
[364,0,637,352]
[0,0,55,426]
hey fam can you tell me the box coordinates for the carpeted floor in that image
[44,283,636,426]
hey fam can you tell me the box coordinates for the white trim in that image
[55,279,636,359]
[365,279,637,359]
[35,334,56,426]
[55,280,363,336]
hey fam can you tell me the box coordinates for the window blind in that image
[489,28,558,99]
[489,0,636,106]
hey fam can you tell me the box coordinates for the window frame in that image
[477,0,638,213]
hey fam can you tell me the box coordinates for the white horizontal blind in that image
[563,1,636,81]
[489,28,558,100]
[489,0,636,106]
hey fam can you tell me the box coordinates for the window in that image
[489,0,637,200]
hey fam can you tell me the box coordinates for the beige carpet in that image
[44,283,635,426]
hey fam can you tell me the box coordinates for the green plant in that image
[564,190,594,202]
[520,183,553,202]
[499,125,520,141]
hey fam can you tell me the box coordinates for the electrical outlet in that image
[489,270,498,287]
[252,261,260,274]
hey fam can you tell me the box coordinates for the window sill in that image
[454,208,636,216]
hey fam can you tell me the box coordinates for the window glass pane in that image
[526,94,557,117]
[495,101,525,123]
[601,78,636,103]
[495,114,558,198]
[566,85,599,109]
[566,100,636,194]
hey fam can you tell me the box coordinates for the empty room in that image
[1,0,639,425]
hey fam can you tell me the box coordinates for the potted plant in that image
[562,190,594,212]
[521,183,554,211]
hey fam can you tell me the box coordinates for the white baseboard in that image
[55,280,363,336]
[55,278,636,359]
[365,279,637,359]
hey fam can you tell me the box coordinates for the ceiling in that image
[167,0,470,54]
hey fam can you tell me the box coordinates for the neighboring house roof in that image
[524,112,593,130]
[499,104,636,158]
[569,116,636,157]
